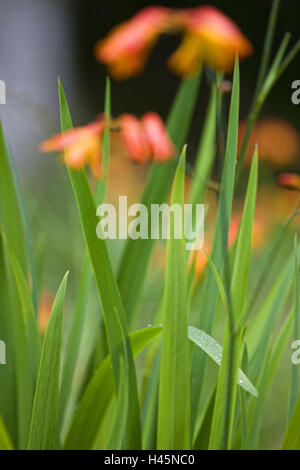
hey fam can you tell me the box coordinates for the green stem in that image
[254,0,282,96]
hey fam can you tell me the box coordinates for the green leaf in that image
[58,77,111,435]
[209,149,258,450]
[188,86,217,204]
[0,121,28,276]
[282,392,300,449]
[0,415,14,450]
[157,149,190,450]
[191,59,240,428]
[247,251,295,380]
[3,235,41,374]
[246,303,295,449]
[188,327,258,397]
[231,149,258,324]
[58,79,141,449]
[118,75,201,326]
[64,326,162,450]
[2,235,41,448]
[288,237,300,422]
[28,273,68,450]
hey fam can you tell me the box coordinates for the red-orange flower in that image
[95,6,175,80]
[96,6,252,79]
[38,290,55,334]
[40,120,105,178]
[238,119,300,168]
[120,112,174,163]
[120,114,151,163]
[141,112,174,162]
[169,6,253,75]
[40,112,174,172]
[278,173,300,191]
[188,242,211,281]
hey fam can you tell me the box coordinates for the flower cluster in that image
[95,5,253,79]
[40,112,174,177]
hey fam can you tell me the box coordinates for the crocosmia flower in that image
[120,112,174,163]
[95,6,175,80]
[278,173,300,191]
[239,119,300,168]
[40,120,105,178]
[40,111,174,173]
[120,114,151,163]
[96,5,252,79]
[142,112,174,162]
[169,6,253,75]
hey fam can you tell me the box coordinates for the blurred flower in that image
[141,112,175,162]
[168,6,252,75]
[40,112,174,173]
[192,246,210,280]
[119,114,151,164]
[278,173,300,191]
[95,6,176,80]
[188,239,212,282]
[38,290,55,334]
[96,6,252,79]
[40,120,105,178]
[256,184,299,227]
[239,119,300,168]
[120,112,174,163]
[228,209,270,250]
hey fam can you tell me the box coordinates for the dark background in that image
[74,0,300,125]
[1,0,299,169]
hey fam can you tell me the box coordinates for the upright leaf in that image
[28,273,68,450]
[191,60,240,428]
[157,149,190,450]
[209,149,258,449]
[58,80,140,449]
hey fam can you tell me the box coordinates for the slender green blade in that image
[209,150,258,450]
[188,327,257,397]
[64,326,162,450]
[231,150,258,323]
[0,415,14,450]
[0,121,28,275]
[288,237,300,421]
[191,60,240,427]
[3,235,41,374]
[58,77,111,435]
[282,393,300,450]
[2,236,41,448]
[247,305,294,449]
[188,86,217,205]
[58,79,141,449]
[157,150,190,450]
[118,75,201,325]
[28,273,68,450]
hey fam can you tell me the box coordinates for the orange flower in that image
[41,112,174,172]
[96,6,251,79]
[278,173,300,191]
[95,6,175,80]
[141,112,174,162]
[120,114,151,164]
[40,120,105,178]
[120,112,174,163]
[188,239,212,281]
[38,290,55,334]
[228,210,270,250]
[169,6,252,75]
[238,119,300,168]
